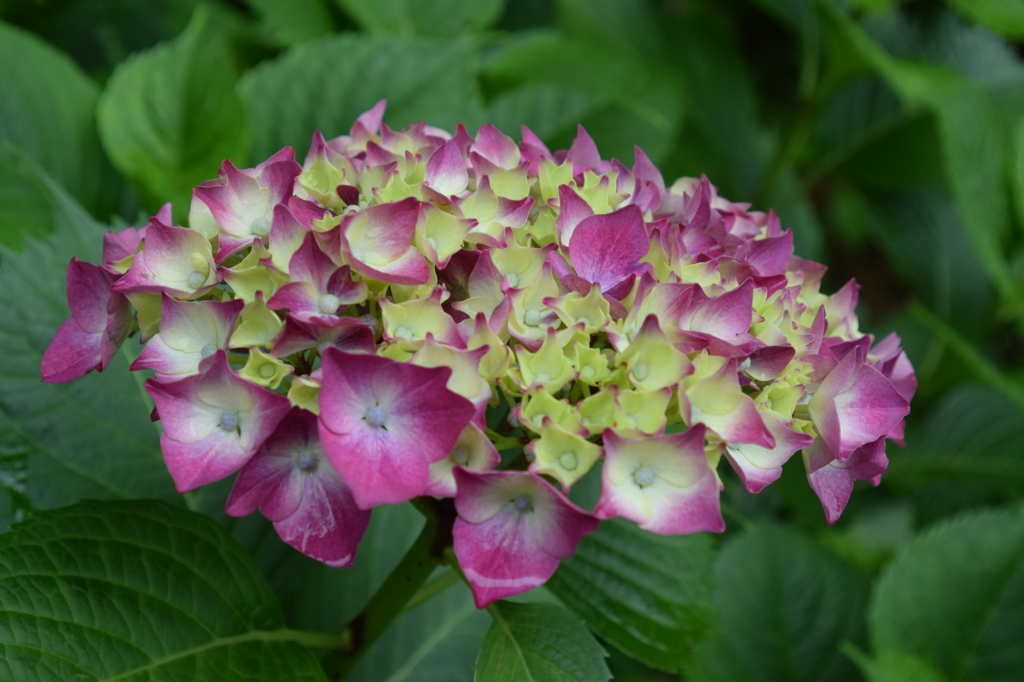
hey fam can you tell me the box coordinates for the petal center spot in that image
[295,449,318,472]
[633,466,656,488]
[512,493,532,512]
[219,410,239,432]
[319,294,341,315]
[365,405,387,428]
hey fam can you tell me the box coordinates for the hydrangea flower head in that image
[42,101,914,606]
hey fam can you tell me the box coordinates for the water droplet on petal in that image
[200,344,217,359]
[513,493,532,512]
[187,270,206,289]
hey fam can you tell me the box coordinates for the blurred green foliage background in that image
[2,0,1024,680]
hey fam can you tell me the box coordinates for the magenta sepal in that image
[267,232,368,321]
[566,205,652,299]
[270,314,376,357]
[317,349,476,508]
[803,436,888,524]
[131,294,244,380]
[145,351,291,492]
[225,408,371,567]
[594,426,725,535]
[453,468,600,608]
[809,347,910,462]
[41,259,133,383]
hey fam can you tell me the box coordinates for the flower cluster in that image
[42,102,914,607]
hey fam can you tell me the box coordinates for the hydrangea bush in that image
[41,102,914,608]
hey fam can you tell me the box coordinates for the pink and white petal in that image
[370,361,475,464]
[319,423,430,508]
[66,259,114,332]
[273,472,371,568]
[145,378,221,444]
[725,414,814,493]
[454,510,556,608]
[529,484,600,559]
[40,318,102,383]
[317,349,389,435]
[568,205,649,293]
[161,429,252,492]
[225,448,303,520]
[424,140,469,196]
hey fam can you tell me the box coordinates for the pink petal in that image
[568,205,650,296]
[453,468,598,607]
[424,140,469,197]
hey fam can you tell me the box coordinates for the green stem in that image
[403,567,460,613]
[324,497,455,680]
[282,628,350,650]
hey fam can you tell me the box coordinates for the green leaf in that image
[334,0,505,36]
[0,146,52,250]
[0,164,175,531]
[349,582,489,682]
[484,83,600,150]
[240,34,485,164]
[849,648,950,682]
[869,507,1024,681]
[0,499,328,681]
[483,31,684,163]
[0,22,115,243]
[545,518,716,672]
[817,1,1016,306]
[97,7,251,214]
[1014,117,1024,232]
[554,0,666,63]
[848,188,991,325]
[686,524,869,682]
[945,0,1024,40]
[475,601,610,682]
[243,0,336,45]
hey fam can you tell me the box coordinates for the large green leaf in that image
[482,30,684,164]
[545,518,716,672]
[243,0,335,45]
[686,524,869,682]
[889,385,1024,487]
[0,22,114,245]
[484,83,600,152]
[474,601,610,682]
[0,499,328,681]
[818,1,1016,305]
[945,0,1024,40]
[848,187,991,325]
[240,34,485,164]
[0,166,175,531]
[349,581,489,682]
[554,0,666,64]
[335,0,505,36]
[97,7,251,214]
[869,507,1024,681]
